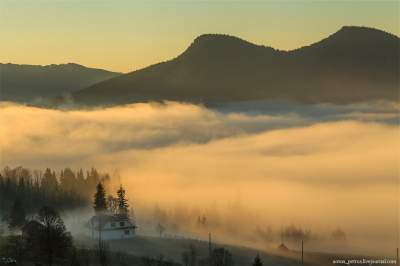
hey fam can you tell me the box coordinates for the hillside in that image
[77,235,375,266]
[72,26,399,105]
[78,235,301,266]
[0,63,120,102]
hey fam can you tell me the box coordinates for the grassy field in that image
[77,235,389,266]
[2,234,384,266]
[77,235,302,266]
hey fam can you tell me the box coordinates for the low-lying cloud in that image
[0,101,398,256]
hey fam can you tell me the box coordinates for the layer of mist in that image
[0,101,398,257]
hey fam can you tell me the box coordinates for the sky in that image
[0,0,398,72]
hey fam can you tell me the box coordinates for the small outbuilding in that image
[277,243,289,252]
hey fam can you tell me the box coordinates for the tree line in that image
[0,166,113,228]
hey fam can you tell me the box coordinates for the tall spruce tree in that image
[94,182,107,214]
[116,185,128,217]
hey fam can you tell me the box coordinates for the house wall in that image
[89,219,136,240]
[92,227,135,240]
[91,219,133,230]
[104,220,133,230]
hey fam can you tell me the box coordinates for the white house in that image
[88,213,136,240]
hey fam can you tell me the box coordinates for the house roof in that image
[90,214,128,223]
[278,243,289,251]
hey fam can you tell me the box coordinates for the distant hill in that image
[0,63,120,102]
[72,26,399,105]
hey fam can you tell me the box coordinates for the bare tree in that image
[156,223,166,237]
[35,206,72,266]
[107,195,118,214]
[331,227,346,241]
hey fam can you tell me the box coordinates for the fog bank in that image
[0,101,398,256]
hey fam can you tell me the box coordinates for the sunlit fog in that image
[0,101,398,256]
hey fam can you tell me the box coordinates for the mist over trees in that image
[280,225,313,242]
[8,199,26,230]
[0,166,113,223]
[0,165,349,266]
[331,227,347,241]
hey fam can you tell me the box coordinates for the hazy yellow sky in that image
[0,0,398,72]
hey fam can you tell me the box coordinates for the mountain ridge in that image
[0,63,121,103]
[71,26,398,105]
[2,26,398,105]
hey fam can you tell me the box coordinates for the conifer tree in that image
[252,254,262,266]
[116,185,129,217]
[8,198,26,229]
[41,168,58,190]
[60,168,76,191]
[94,182,107,214]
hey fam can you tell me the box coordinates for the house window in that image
[120,221,125,227]
[124,230,130,235]
[111,222,116,227]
